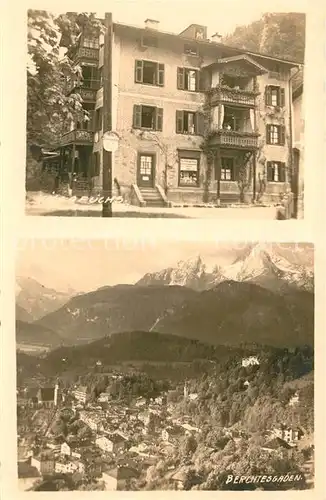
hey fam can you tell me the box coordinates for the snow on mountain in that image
[136,244,314,293]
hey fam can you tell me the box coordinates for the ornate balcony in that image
[208,130,259,150]
[60,129,94,146]
[75,47,99,62]
[209,85,258,108]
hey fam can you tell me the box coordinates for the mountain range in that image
[137,244,314,293]
[16,244,314,352]
[16,276,74,321]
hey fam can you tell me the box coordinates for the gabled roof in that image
[263,437,292,450]
[213,54,268,74]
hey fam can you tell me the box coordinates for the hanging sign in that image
[103,131,120,152]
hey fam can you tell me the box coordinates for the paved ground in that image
[25,192,279,219]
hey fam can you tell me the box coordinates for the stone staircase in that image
[139,187,167,208]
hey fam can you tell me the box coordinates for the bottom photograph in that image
[16,239,314,491]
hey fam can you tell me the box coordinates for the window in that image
[135,60,164,86]
[176,111,203,135]
[95,108,103,131]
[139,155,153,175]
[178,151,200,187]
[177,67,198,91]
[133,105,163,131]
[266,124,285,145]
[265,86,285,107]
[81,66,100,89]
[184,44,199,56]
[220,158,234,181]
[267,161,286,182]
[82,38,99,49]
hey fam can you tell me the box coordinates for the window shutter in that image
[156,107,163,131]
[99,108,103,131]
[279,162,286,182]
[267,162,273,181]
[279,88,285,107]
[280,126,286,146]
[265,86,272,106]
[196,112,205,136]
[94,153,100,177]
[176,110,184,134]
[266,125,271,144]
[157,64,165,86]
[198,71,207,92]
[177,67,185,89]
[133,105,142,128]
[135,60,143,83]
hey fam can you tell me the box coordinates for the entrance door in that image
[137,154,155,187]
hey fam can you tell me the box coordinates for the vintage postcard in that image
[24,8,305,219]
[15,239,314,491]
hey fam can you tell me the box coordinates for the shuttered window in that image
[267,161,286,182]
[266,124,286,145]
[175,111,205,135]
[177,67,199,91]
[134,60,165,86]
[133,105,163,131]
[265,85,286,107]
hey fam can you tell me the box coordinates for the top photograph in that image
[26,9,305,219]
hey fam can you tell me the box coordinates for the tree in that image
[223,13,305,63]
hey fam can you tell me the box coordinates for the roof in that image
[106,433,126,443]
[104,466,138,480]
[75,386,88,393]
[18,462,40,479]
[171,469,188,482]
[263,437,292,450]
[113,21,301,67]
[292,68,304,100]
[39,388,55,401]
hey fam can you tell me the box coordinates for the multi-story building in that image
[57,16,302,206]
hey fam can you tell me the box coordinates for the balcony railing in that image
[60,129,94,146]
[208,130,259,149]
[209,86,258,107]
[75,47,99,61]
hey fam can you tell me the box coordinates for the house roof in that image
[292,68,304,100]
[75,386,88,393]
[104,466,138,480]
[113,21,301,67]
[207,54,268,74]
[39,388,55,401]
[18,462,40,479]
[107,433,126,443]
[171,468,188,482]
[263,437,292,450]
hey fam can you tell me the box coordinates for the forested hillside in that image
[223,13,305,63]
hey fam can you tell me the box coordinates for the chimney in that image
[145,19,160,30]
[211,32,223,43]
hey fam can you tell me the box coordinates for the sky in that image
[49,1,266,38]
[16,240,313,293]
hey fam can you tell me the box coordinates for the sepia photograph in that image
[25,8,305,219]
[16,239,314,491]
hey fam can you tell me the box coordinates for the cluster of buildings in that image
[41,14,304,214]
[17,381,204,490]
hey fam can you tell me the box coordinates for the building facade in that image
[57,17,301,206]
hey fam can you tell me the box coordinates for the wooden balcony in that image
[60,129,94,146]
[208,130,259,150]
[209,86,258,107]
[75,47,99,62]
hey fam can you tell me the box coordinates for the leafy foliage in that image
[27,10,102,149]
